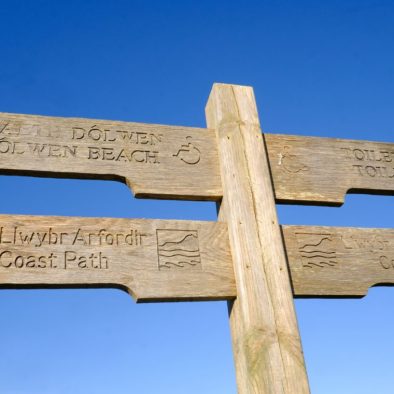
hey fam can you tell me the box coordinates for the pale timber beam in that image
[0,112,393,204]
[206,84,310,394]
[283,225,394,297]
[0,112,222,200]
[265,134,394,205]
[1,214,394,300]
[0,214,235,302]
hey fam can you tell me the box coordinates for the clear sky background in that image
[0,1,393,393]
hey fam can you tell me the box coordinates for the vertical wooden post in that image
[206,84,310,394]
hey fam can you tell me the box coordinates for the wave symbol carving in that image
[297,235,338,269]
[157,230,201,270]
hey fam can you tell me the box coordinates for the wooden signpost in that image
[0,214,234,301]
[206,84,309,393]
[1,112,393,204]
[1,216,392,301]
[1,83,393,393]
[0,112,222,200]
[283,226,394,297]
[266,134,394,205]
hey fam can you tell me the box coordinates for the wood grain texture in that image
[0,112,222,200]
[0,214,235,302]
[206,84,310,394]
[1,216,393,300]
[265,133,394,205]
[1,112,393,205]
[283,225,394,297]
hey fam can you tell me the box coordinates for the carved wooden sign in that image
[1,112,393,204]
[0,112,222,200]
[2,214,393,299]
[0,214,235,302]
[266,134,394,205]
[283,226,394,296]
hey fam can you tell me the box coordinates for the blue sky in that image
[0,1,393,393]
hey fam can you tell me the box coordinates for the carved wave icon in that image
[298,236,337,268]
[158,232,201,269]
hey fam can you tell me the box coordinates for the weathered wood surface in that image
[266,134,394,205]
[0,214,235,302]
[283,225,394,297]
[206,83,310,394]
[0,112,222,200]
[1,112,393,204]
[1,216,394,300]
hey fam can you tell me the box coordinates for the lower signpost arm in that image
[206,83,310,393]
[0,215,235,302]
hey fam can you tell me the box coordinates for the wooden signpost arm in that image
[1,111,393,204]
[206,84,310,393]
[1,213,394,299]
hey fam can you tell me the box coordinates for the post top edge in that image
[211,82,254,90]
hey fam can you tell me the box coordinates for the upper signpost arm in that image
[1,112,393,204]
[206,83,310,393]
[0,113,222,201]
[265,133,394,205]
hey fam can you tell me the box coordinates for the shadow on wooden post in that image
[206,83,310,393]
